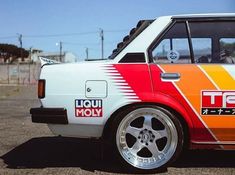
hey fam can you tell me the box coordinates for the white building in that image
[31,51,78,63]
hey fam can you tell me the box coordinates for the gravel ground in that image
[0,85,235,175]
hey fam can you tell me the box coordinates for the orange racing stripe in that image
[200,65,235,142]
[160,65,222,141]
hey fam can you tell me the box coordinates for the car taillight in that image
[38,79,45,99]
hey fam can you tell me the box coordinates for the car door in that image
[149,19,235,145]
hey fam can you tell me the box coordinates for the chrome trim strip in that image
[192,141,235,145]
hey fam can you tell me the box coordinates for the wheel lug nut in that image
[138,136,141,139]
[141,140,143,143]
[150,139,153,142]
[146,143,148,146]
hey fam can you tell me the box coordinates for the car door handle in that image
[161,73,181,81]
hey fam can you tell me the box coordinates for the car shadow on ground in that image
[1,137,235,173]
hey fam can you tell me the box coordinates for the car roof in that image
[171,13,235,20]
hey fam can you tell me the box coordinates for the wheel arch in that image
[102,101,192,148]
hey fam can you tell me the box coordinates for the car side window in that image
[189,21,235,64]
[220,38,235,64]
[192,38,212,63]
[152,22,191,64]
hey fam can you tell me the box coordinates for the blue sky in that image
[0,0,234,59]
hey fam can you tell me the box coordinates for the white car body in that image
[30,13,235,171]
[40,15,173,138]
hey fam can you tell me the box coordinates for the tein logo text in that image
[201,91,235,115]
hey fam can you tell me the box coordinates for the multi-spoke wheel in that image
[113,106,184,172]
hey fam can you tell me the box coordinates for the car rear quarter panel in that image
[40,63,151,127]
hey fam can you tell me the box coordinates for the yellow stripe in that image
[201,65,235,90]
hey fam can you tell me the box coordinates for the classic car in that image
[30,13,235,172]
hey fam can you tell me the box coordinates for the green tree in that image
[0,43,29,63]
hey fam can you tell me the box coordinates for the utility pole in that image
[85,47,89,60]
[59,41,62,62]
[56,41,63,62]
[29,47,32,84]
[100,29,104,59]
[17,33,23,61]
[17,33,22,84]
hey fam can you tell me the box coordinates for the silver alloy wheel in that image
[116,108,178,170]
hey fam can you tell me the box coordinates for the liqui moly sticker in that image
[75,99,103,117]
[201,91,235,115]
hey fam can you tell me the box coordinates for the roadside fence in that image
[0,63,41,84]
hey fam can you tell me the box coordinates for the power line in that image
[23,31,99,38]
[63,41,100,46]
[105,40,120,44]
[105,29,129,33]
[23,29,129,38]
[0,36,16,39]
[0,29,129,39]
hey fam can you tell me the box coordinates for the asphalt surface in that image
[0,85,235,175]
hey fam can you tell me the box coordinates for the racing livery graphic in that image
[75,99,103,117]
[159,64,235,142]
[30,14,235,172]
[201,91,235,115]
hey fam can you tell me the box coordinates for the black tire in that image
[110,105,184,173]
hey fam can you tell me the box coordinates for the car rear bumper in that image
[30,107,68,124]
